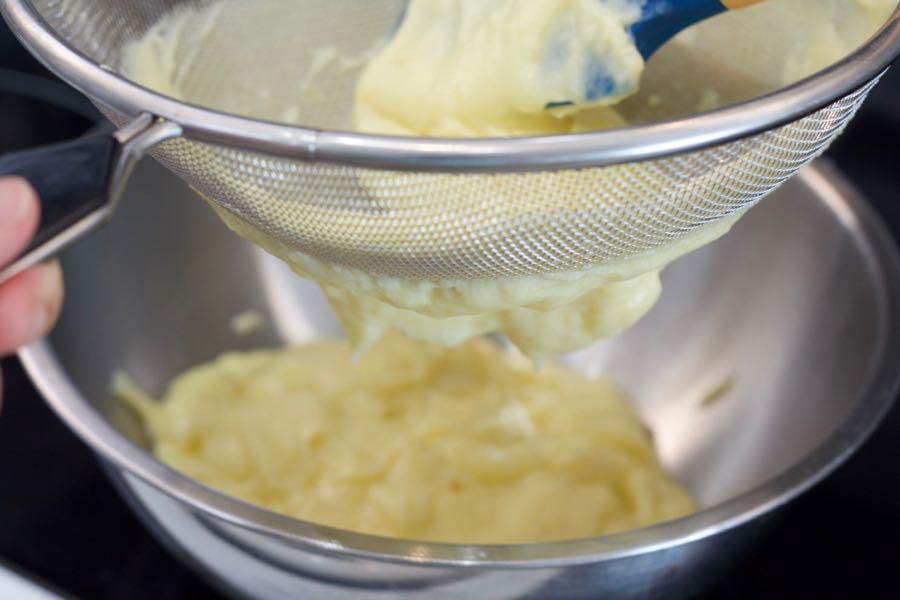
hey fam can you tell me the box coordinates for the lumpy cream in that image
[119,334,695,543]
[353,0,645,137]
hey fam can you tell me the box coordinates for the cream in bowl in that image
[117,333,694,545]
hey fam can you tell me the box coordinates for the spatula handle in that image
[722,0,764,9]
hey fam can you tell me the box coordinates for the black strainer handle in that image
[0,134,117,283]
[0,114,181,284]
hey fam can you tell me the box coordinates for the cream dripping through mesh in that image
[119,0,897,359]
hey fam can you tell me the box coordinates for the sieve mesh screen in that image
[27,0,877,278]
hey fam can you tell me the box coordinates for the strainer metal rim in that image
[1,0,899,172]
[17,165,900,567]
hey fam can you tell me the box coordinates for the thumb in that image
[0,177,40,268]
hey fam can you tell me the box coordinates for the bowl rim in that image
[18,164,900,567]
[1,1,899,171]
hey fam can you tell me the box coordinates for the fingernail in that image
[0,178,34,225]
[29,262,63,339]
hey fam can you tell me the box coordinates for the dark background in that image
[1,18,898,600]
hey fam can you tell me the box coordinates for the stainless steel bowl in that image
[19,160,900,599]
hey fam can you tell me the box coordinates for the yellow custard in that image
[119,335,695,543]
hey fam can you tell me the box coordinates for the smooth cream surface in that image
[121,0,896,359]
[120,335,695,543]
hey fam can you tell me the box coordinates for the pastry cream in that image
[212,203,736,362]
[119,334,695,543]
[354,0,644,137]
[121,0,896,359]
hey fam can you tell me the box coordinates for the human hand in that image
[0,177,64,358]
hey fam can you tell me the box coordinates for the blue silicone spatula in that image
[632,0,765,60]
[572,0,766,104]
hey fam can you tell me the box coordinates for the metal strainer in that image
[1,0,899,282]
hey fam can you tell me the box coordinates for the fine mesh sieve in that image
[1,0,899,282]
